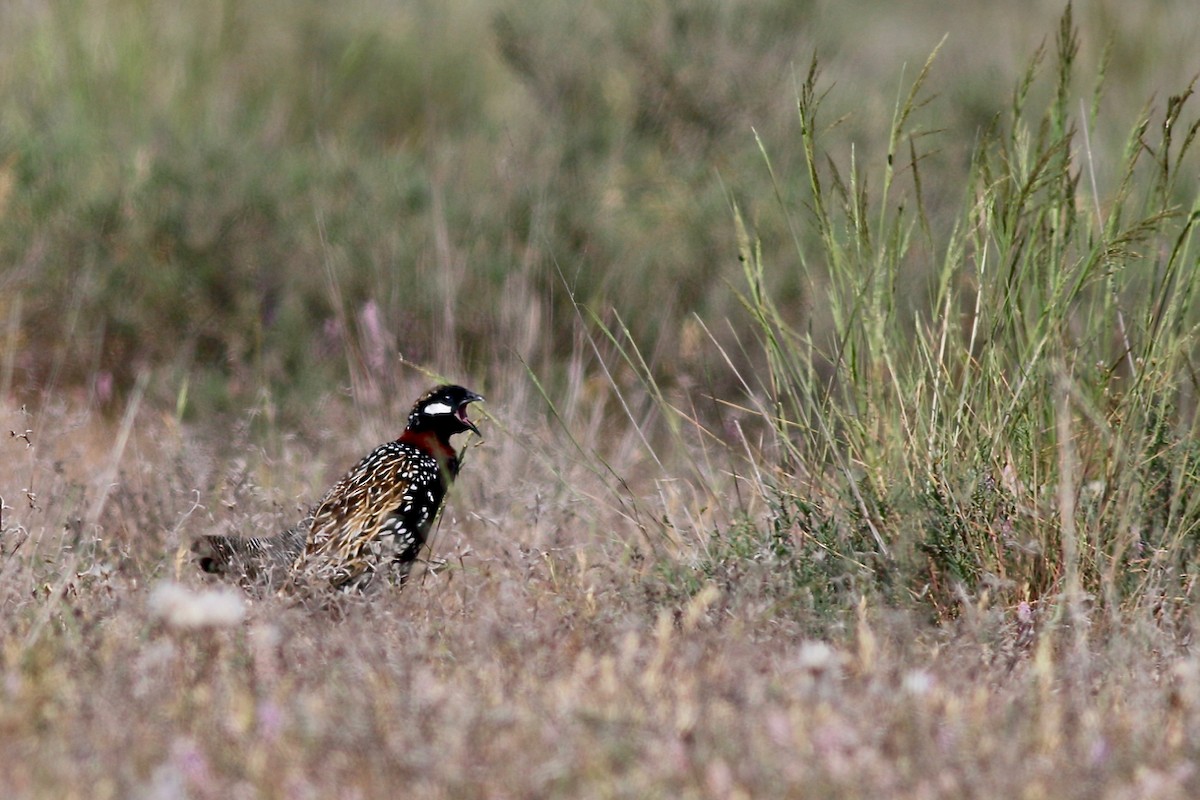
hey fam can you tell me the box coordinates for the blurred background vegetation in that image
[3,0,1196,424]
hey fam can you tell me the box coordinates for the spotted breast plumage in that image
[195,384,484,592]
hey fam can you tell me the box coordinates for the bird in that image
[195,384,484,592]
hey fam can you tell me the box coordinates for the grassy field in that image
[4,1,1200,796]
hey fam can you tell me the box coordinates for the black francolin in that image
[196,384,484,592]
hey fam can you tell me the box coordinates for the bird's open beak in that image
[457,392,484,436]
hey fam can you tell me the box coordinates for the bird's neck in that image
[398,429,460,479]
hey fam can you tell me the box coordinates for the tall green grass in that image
[709,6,1200,621]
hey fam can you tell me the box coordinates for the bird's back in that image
[298,440,452,591]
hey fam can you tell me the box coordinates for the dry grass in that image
[3,386,1200,799]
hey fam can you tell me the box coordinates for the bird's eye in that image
[423,401,454,416]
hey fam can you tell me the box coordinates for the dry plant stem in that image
[1054,367,1088,664]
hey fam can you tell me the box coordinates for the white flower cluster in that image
[148,581,245,630]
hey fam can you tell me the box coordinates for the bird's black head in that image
[406,385,485,437]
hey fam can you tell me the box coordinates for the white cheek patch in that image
[423,401,454,416]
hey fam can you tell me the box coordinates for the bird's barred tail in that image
[192,523,309,585]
